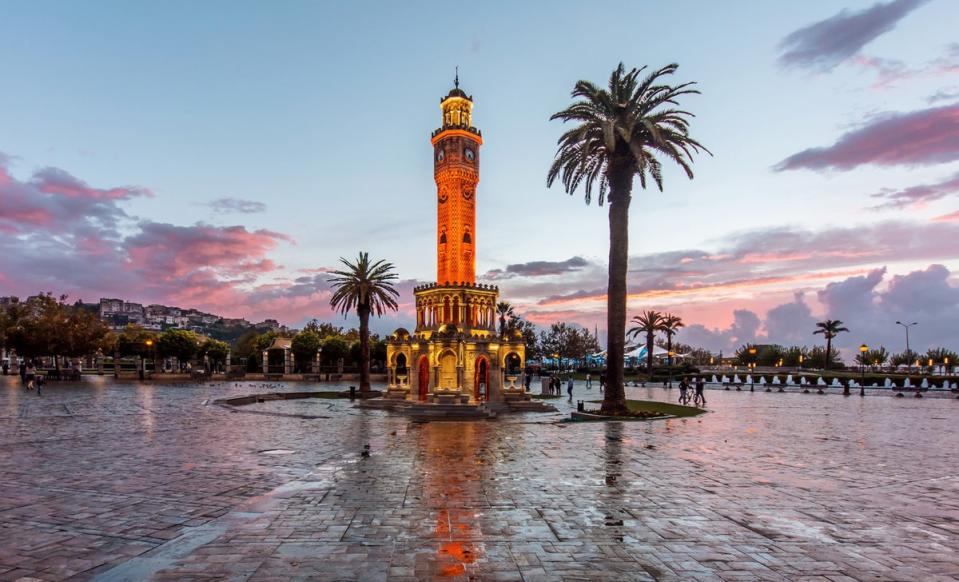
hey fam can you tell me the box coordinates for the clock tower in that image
[385,74,527,406]
[432,73,481,284]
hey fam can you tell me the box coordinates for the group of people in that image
[678,377,706,406]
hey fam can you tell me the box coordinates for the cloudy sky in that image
[2,0,958,355]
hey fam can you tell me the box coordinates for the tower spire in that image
[454,66,459,89]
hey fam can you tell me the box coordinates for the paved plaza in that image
[1,377,958,581]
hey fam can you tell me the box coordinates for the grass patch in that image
[584,399,705,418]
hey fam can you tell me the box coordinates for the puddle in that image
[258,448,296,455]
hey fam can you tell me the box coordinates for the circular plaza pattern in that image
[1,377,957,581]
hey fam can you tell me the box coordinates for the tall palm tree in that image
[628,310,662,376]
[658,313,684,369]
[813,320,849,371]
[496,301,514,337]
[548,63,709,415]
[328,252,399,395]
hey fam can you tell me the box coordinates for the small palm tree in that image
[329,252,399,395]
[813,320,849,371]
[548,63,709,415]
[496,301,515,337]
[658,313,684,369]
[628,310,662,375]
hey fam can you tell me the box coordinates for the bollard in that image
[349,386,357,400]
[577,400,584,412]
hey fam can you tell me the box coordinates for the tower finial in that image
[454,66,459,89]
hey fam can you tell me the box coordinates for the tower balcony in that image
[412,281,500,337]
[431,124,482,139]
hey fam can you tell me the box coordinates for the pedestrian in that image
[1,361,7,376]
[599,374,605,392]
[524,373,531,391]
[25,362,36,390]
[36,373,43,396]
[695,377,706,406]
[678,378,689,404]
[19,360,27,384]
[567,376,574,400]
[586,373,592,389]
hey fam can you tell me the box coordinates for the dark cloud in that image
[928,88,959,104]
[775,104,959,171]
[778,0,928,71]
[870,171,959,209]
[208,197,267,214]
[484,256,589,280]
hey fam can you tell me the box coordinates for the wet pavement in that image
[1,376,958,581]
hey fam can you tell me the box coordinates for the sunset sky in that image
[2,0,958,355]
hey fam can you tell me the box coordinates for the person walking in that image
[567,376,574,400]
[695,377,707,407]
[678,378,689,404]
[585,373,592,389]
[19,360,27,385]
[25,362,36,391]
[599,374,605,392]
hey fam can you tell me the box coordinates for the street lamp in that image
[895,321,917,372]
[858,344,868,397]
[748,347,757,391]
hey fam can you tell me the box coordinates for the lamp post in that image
[141,338,154,380]
[895,321,917,372]
[748,347,757,391]
[858,344,868,397]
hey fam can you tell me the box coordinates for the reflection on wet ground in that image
[1,377,958,580]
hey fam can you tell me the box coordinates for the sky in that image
[1,0,958,356]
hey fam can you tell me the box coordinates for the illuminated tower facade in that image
[432,75,481,284]
[386,75,525,405]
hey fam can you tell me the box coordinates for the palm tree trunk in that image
[646,332,654,374]
[602,166,632,416]
[358,305,371,394]
[824,337,831,371]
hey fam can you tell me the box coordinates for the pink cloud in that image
[31,166,152,200]
[932,210,959,222]
[870,171,959,209]
[775,104,959,171]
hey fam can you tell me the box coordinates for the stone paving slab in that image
[0,377,957,580]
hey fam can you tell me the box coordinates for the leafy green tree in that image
[926,347,958,366]
[756,345,785,367]
[813,320,849,370]
[328,252,399,394]
[321,337,350,366]
[157,329,199,365]
[511,318,540,361]
[891,349,920,368]
[857,346,889,367]
[201,338,230,367]
[548,63,709,415]
[371,339,387,367]
[117,325,158,358]
[628,310,662,374]
[782,346,809,367]
[809,346,842,370]
[291,330,323,365]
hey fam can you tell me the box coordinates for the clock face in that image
[464,147,475,161]
[436,149,445,162]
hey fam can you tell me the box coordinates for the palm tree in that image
[328,252,399,395]
[496,301,514,337]
[813,320,849,371]
[548,63,709,415]
[628,310,662,376]
[658,314,684,368]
